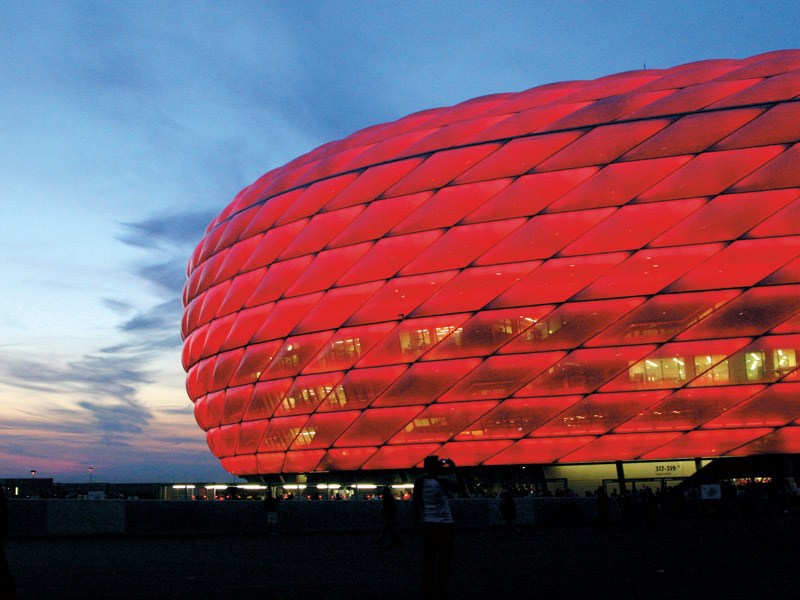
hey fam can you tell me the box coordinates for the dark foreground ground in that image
[5,512,800,600]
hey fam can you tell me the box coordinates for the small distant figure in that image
[499,489,519,537]
[373,486,402,548]
[0,487,17,599]
[413,455,460,600]
[263,491,280,536]
[596,486,610,530]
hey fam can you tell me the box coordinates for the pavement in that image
[4,512,800,599]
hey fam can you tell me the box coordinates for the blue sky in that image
[1,0,798,483]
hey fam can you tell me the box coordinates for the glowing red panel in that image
[337,231,441,286]
[530,391,667,437]
[727,427,800,456]
[209,349,245,393]
[435,440,512,465]
[272,372,344,417]
[372,359,482,407]
[668,238,800,292]
[279,206,363,260]
[677,285,800,340]
[454,131,586,183]
[621,109,764,161]
[462,168,597,223]
[345,272,458,326]
[384,145,502,197]
[401,220,523,275]
[601,338,750,392]
[244,257,313,307]
[518,346,656,396]
[537,120,671,170]
[328,192,432,247]
[616,386,762,433]
[540,90,673,130]
[748,196,800,238]
[239,221,307,273]
[688,334,800,387]
[561,433,682,462]
[357,314,471,366]
[576,245,722,300]
[395,115,507,159]
[316,447,377,471]
[276,173,360,225]
[476,209,613,265]
[496,298,640,353]
[362,444,442,470]
[560,199,705,256]
[423,306,554,360]
[302,323,396,374]
[283,450,325,474]
[762,256,800,286]
[484,437,596,465]
[653,191,798,246]
[316,365,407,413]
[236,419,269,455]
[469,102,589,139]
[440,352,565,402]
[185,51,800,477]
[709,70,800,108]
[773,312,800,335]
[292,282,383,335]
[704,383,800,428]
[414,263,542,316]
[624,79,759,120]
[256,452,285,474]
[391,179,510,234]
[220,455,257,477]
[454,396,582,441]
[491,254,627,308]
[640,428,773,460]
[220,385,254,425]
[389,401,497,444]
[325,158,430,212]
[258,416,308,452]
[242,378,293,422]
[546,156,691,212]
[334,406,425,447]
[637,146,785,203]
[290,411,360,450]
[284,244,371,296]
[715,103,800,150]
[586,290,740,347]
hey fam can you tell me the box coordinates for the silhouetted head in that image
[423,455,441,475]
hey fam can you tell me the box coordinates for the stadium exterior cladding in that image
[182,50,800,481]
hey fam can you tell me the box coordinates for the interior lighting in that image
[237,484,265,490]
[354,484,377,489]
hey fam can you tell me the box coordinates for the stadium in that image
[182,50,800,495]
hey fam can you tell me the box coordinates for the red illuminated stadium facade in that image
[182,50,800,489]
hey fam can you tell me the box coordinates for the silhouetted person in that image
[413,455,459,600]
[374,485,402,548]
[0,487,17,599]
[499,489,519,537]
[263,491,279,536]
[596,486,610,529]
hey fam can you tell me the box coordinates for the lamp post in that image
[30,470,36,479]
[88,467,93,497]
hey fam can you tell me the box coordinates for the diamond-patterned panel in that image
[183,51,800,476]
